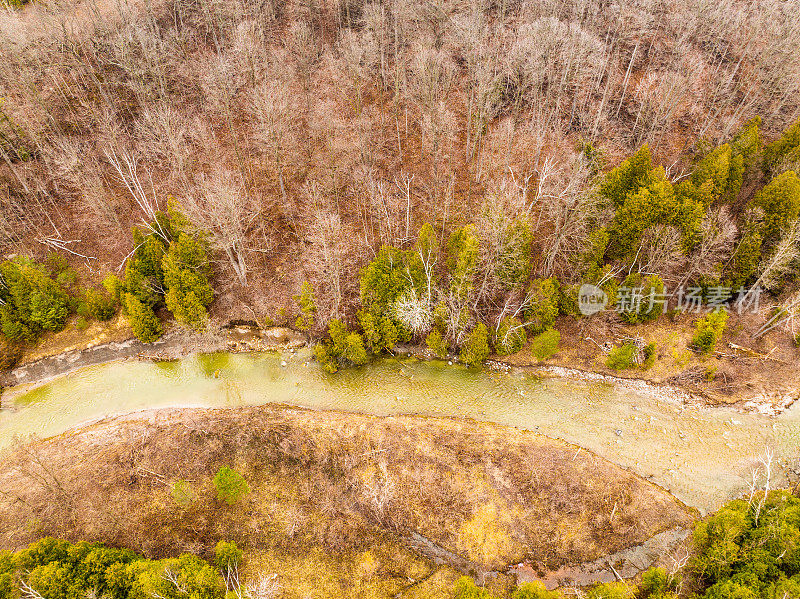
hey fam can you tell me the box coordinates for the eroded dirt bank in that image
[0,325,305,392]
[0,405,695,592]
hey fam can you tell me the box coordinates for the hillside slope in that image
[2,0,800,320]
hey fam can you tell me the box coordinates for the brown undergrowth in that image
[501,312,800,411]
[0,405,693,596]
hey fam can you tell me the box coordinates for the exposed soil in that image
[513,527,691,589]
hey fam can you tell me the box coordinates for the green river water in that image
[1,350,798,513]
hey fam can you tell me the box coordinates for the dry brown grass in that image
[0,404,693,586]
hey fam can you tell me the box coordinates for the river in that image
[1,350,798,514]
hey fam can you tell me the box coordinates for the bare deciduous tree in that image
[679,207,738,285]
[360,459,396,522]
[754,221,800,293]
[301,182,356,321]
[182,170,262,286]
[748,447,775,526]
[250,79,294,206]
[530,152,600,278]
[244,574,281,599]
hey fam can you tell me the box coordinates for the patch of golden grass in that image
[457,503,515,567]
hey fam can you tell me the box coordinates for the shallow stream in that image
[1,351,798,513]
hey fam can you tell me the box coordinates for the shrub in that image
[608,178,667,257]
[641,567,669,597]
[599,145,655,208]
[171,480,195,507]
[358,311,399,353]
[76,301,91,319]
[530,329,559,360]
[763,120,800,174]
[0,257,70,342]
[165,288,208,331]
[294,281,316,331]
[460,323,489,367]
[75,316,89,331]
[494,317,526,356]
[448,225,480,298]
[314,319,368,373]
[213,466,250,505]
[606,343,636,370]
[214,541,242,573]
[314,342,339,374]
[359,245,423,351]
[586,582,635,599]
[731,116,762,170]
[750,170,800,244]
[605,166,705,259]
[0,552,12,599]
[123,293,163,343]
[691,143,744,204]
[2,538,224,599]
[425,329,448,358]
[524,278,559,332]
[691,310,729,354]
[558,283,581,316]
[452,578,563,599]
[360,245,425,316]
[125,229,167,307]
[55,268,78,291]
[642,342,657,369]
[453,576,496,599]
[162,233,213,330]
[496,218,533,289]
[689,492,800,598]
[618,273,665,324]
[44,251,70,277]
[103,274,125,305]
[726,224,763,288]
[85,288,116,321]
[342,331,368,365]
[133,554,224,599]
[580,228,610,276]
[113,211,213,335]
[513,581,562,599]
